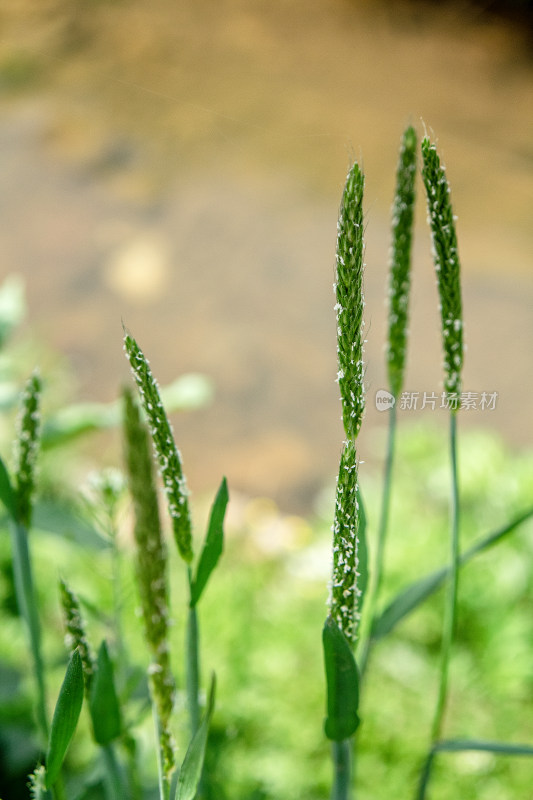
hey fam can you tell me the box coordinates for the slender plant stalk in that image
[152,705,170,800]
[102,743,125,800]
[415,749,436,800]
[357,401,396,679]
[416,415,460,798]
[123,388,176,797]
[430,412,460,746]
[186,578,201,736]
[418,135,464,798]
[124,331,214,750]
[324,161,366,800]
[88,469,128,668]
[9,371,48,741]
[10,519,48,739]
[332,740,351,800]
[358,126,416,679]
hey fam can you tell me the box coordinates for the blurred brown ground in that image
[1,0,532,510]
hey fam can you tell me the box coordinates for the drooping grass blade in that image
[372,505,533,639]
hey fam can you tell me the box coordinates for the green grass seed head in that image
[387,125,417,398]
[28,765,47,799]
[329,439,361,645]
[13,369,41,528]
[123,387,176,772]
[58,577,94,697]
[335,162,365,440]
[421,136,464,403]
[123,331,193,563]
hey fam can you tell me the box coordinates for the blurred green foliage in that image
[0,420,532,798]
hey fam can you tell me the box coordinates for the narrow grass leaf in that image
[190,477,228,607]
[45,649,84,788]
[174,673,216,800]
[124,331,193,563]
[421,136,464,401]
[322,616,360,741]
[372,506,533,639]
[0,453,16,521]
[42,375,212,449]
[435,739,533,757]
[372,569,447,640]
[89,640,122,745]
[387,124,417,398]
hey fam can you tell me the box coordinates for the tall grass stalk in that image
[124,332,202,740]
[359,125,416,679]
[186,594,201,736]
[418,135,464,798]
[9,371,49,742]
[123,387,176,799]
[325,161,366,800]
[125,332,228,798]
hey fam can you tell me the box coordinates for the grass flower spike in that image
[124,331,193,563]
[330,439,361,645]
[421,136,464,402]
[59,577,95,696]
[335,162,365,440]
[387,125,417,398]
[14,369,41,528]
[123,387,176,785]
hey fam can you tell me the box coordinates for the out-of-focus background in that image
[1,0,532,511]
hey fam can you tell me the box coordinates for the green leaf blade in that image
[174,673,216,800]
[435,739,533,758]
[45,649,84,788]
[190,477,228,607]
[322,616,360,742]
[372,567,448,640]
[372,506,533,640]
[89,641,122,745]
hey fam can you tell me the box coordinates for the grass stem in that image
[153,705,170,800]
[9,520,48,742]
[331,739,351,800]
[417,411,460,798]
[357,402,397,679]
[102,743,126,800]
[186,582,201,736]
[431,412,459,742]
